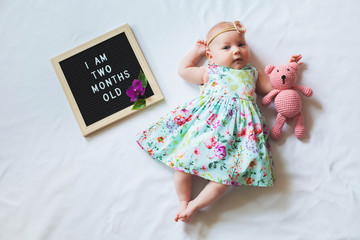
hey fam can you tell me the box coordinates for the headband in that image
[207,21,246,46]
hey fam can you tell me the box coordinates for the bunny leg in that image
[295,112,306,139]
[271,113,286,140]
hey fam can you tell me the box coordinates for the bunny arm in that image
[292,85,313,97]
[261,89,281,106]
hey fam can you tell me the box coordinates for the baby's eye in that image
[238,43,244,47]
[223,46,230,50]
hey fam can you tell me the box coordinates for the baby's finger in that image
[289,54,302,63]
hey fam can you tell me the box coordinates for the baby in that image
[136,21,302,222]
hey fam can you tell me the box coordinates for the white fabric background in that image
[1,0,360,239]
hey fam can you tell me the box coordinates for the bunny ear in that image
[265,65,275,76]
[289,62,299,72]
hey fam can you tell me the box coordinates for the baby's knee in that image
[212,182,230,193]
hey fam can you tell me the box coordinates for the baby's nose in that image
[233,47,241,54]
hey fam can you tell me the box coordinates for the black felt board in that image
[51,24,163,136]
[59,32,154,126]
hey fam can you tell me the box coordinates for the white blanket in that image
[1,0,360,239]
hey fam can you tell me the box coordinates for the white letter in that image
[105,65,112,73]
[99,81,105,90]
[105,78,113,87]
[95,57,101,65]
[91,84,99,93]
[115,88,121,96]
[99,53,107,62]
[85,62,89,69]
[124,70,130,78]
[91,71,97,79]
[103,93,109,101]
[111,75,118,83]
[109,90,116,99]
[97,67,106,77]
[117,73,124,81]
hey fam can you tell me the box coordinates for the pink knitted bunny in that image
[261,62,313,140]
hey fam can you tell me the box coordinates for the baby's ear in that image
[289,62,299,72]
[206,50,213,60]
[265,65,275,76]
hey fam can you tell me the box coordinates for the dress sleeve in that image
[252,66,259,83]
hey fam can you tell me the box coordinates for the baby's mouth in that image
[233,58,242,63]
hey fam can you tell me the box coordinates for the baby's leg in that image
[179,181,230,222]
[174,171,192,222]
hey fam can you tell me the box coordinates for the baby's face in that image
[207,31,250,70]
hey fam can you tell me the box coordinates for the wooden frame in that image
[51,24,163,136]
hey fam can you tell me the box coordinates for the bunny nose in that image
[281,75,286,84]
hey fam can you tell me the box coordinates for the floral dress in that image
[135,63,274,186]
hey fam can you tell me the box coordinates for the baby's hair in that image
[206,22,234,44]
[206,21,246,47]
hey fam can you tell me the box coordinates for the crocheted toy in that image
[261,62,313,140]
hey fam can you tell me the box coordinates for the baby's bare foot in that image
[175,201,189,222]
[179,201,199,223]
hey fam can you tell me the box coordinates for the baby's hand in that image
[289,54,303,66]
[194,40,207,56]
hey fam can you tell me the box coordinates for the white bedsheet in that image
[1,0,360,239]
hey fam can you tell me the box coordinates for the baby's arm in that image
[178,40,208,84]
[256,70,273,95]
